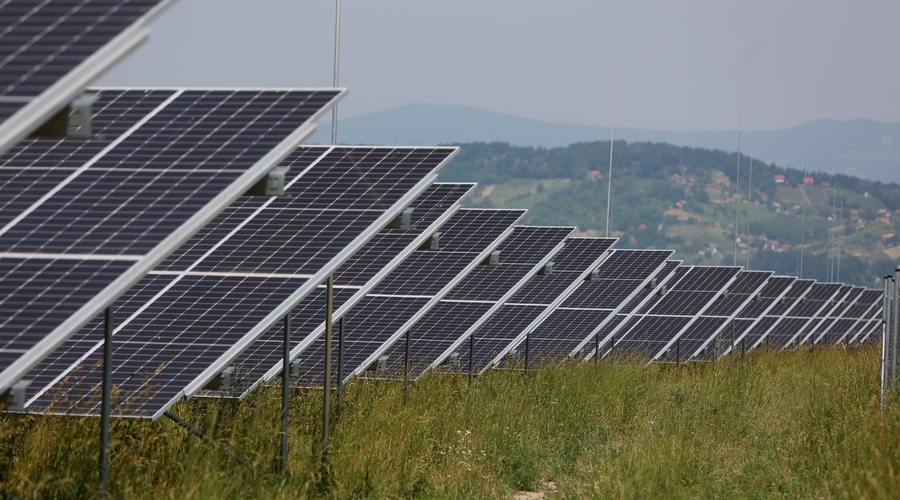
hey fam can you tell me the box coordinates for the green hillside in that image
[441,141,900,286]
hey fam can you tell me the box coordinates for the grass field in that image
[1,346,898,498]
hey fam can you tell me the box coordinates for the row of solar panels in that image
[0,2,882,422]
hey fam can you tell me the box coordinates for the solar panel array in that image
[285,208,525,387]
[0,88,344,397]
[376,225,574,381]
[0,4,887,434]
[20,146,451,418]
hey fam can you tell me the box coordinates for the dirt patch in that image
[513,480,557,499]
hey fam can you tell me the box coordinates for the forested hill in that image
[440,141,900,287]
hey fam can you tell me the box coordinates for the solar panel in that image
[601,265,741,362]
[212,182,475,397]
[284,209,525,387]
[19,146,449,418]
[376,226,574,380]
[593,260,683,358]
[845,289,884,345]
[521,249,673,364]
[765,282,847,350]
[469,237,617,373]
[711,276,797,357]
[0,88,344,397]
[743,279,817,351]
[665,270,772,361]
[801,286,863,346]
[0,1,174,155]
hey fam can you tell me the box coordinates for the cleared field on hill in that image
[1,347,898,498]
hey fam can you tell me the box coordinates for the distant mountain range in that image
[309,104,900,185]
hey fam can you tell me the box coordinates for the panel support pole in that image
[594,334,599,365]
[468,334,474,386]
[337,316,344,414]
[99,304,113,498]
[403,330,411,405]
[323,275,333,458]
[524,333,530,374]
[280,312,290,478]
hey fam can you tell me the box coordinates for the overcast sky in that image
[102,0,900,132]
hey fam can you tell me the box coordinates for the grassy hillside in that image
[2,347,899,498]
[442,141,900,286]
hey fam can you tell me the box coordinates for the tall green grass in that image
[2,346,899,498]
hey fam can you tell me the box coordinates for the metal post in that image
[888,271,900,389]
[337,316,344,414]
[330,0,342,145]
[675,337,681,365]
[280,312,290,478]
[611,335,615,358]
[524,333,530,374]
[594,334,599,365]
[403,330,410,405]
[881,276,890,405]
[99,305,113,497]
[731,319,735,355]
[468,334,474,386]
[323,276,333,457]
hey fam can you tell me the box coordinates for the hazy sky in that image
[102,0,900,132]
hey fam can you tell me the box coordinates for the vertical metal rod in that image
[746,142,753,269]
[323,276,333,456]
[676,337,681,365]
[468,334,474,386]
[611,335,615,357]
[881,276,891,405]
[605,84,616,237]
[800,169,807,278]
[524,333,530,374]
[330,0,342,145]
[893,270,900,395]
[594,334,599,365]
[99,305,113,497]
[741,337,746,361]
[403,330,410,404]
[280,312,290,478]
[733,111,741,266]
[731,319,736,355]
[337,316,344,414]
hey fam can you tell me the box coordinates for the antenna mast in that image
[605,74,617,238]
[799,169,806,279]
[733,111,741,266]
[331,0,342,145]
[745,142,753,269]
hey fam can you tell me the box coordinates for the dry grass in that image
[1,346,898,498]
